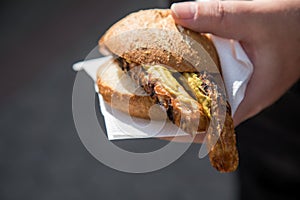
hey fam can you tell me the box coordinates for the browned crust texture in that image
[209,106,239,172]
[97,78,157,119]
[99,9,220,73]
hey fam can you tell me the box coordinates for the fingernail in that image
[171,2,197,19]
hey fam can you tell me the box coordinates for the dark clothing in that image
[236,82,300,200]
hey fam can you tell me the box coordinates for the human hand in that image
[171,0,300,126]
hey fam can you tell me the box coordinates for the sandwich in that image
[97,9,238,172]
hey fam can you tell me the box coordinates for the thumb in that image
[171,1,257,40]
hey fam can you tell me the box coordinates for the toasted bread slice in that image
[97,60,159,119]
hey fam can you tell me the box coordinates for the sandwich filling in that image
[114,56,238,172]
[116,57,214,134]
[182,72,212,119]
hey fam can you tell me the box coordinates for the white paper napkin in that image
[73,38,253,140]
[211,35,253,114]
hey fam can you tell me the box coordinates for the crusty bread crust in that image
[209,110,238,172]
[97,60,158,119]
[99,9,221,73]
[98,82,157,119]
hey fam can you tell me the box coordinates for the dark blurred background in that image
[1,0,299,200]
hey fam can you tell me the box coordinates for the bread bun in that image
[99,9,220,73]
[97,60,162,119]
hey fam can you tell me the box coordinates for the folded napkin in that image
[73,37,253,140]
